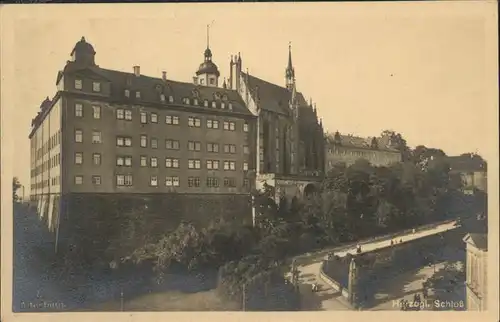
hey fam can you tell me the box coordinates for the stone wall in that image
[56,192,252,266]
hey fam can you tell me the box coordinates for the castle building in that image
[28,36,324,247]
[325,131,401,170]
[447,154,487,194]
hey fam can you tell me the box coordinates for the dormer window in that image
[211,101,216,108]
[160,94,166,102]
[221,102,225,109]
[92,82,101,92]
[214,92,221,100]
[75,79,83,90]
[204,100,209,107]
[222,95,228,101]
[192,89,199,98]
[184,98,190,105]
[124,89,130,98]
[228,103,233,111]
[136,91,141,99]
[168,95,174,103]
[193,98,198,106]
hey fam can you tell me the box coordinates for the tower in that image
[71,37,96,66]
[194,25,220,87]
[230,53,242,91]
[285,42,295,91]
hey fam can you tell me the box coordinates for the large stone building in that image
[324,131,401,170]
[29,36,324,254]
[447,154,487,194]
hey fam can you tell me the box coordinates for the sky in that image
[1,2,498,193]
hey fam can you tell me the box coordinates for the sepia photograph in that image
[1,2,498,321]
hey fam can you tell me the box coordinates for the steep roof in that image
[464,233,488,250]
[325,132,399,153]
[241,72,308,115]
[61,62,252,116]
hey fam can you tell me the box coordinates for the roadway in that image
[287,220,458,310]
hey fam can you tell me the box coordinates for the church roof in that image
[242,72,308,115]
[325,132,399,152]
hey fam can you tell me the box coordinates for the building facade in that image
[324,131,401,170]
[463,232,488,311]
[29,37,326,255]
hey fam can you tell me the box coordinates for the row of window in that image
[74,79,237,112]
[31,153,62,177]
[74,102,249,132]
[74,152,247,170]
[72,175,248,188]
[34,130,62,161]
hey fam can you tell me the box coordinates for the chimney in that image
[133,66,140,77]
[162,71,167,81]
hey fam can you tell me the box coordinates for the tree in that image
[381,129,411,161]
[13,177,22,202]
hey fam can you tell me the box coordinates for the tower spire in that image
[207,24,210,49]
[285,41,295,91]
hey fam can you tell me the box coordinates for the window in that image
[209,78,215,85]
[140,156,147,167]
[221,102,225,109]
[166,176,180,187]
[188,117,201,127]
[207,177,219,188]
[75,130,83,143]
[206,160,220,170]
[166,115,180,125]
[212,101,217,108]
[224,144,236,154]
[92,176,101,185]
[224,177,236,187]
[151,138,158,149]
[75,152,83,165]
[140,112,147,124]
[184,98,190,105]
[207,143,219,153]
[150,157,158,168]
[165,158,179,168]
[92,82,101,92]
[124,89,130,97]
[188,141,201,151]
[93,153,101,165]
[160,94,165,102]
[243,123,249,132]
[74,79,82,90]
[228,103,233,111]
[193,99,198,106]
[243,162,249,171]
[74,175,83,185]
[125,110,132,120]
[188,159,201,169]
[151,113,158,123]
[92,131,102,144]
[243,179,250,187]
[224,161,236,171]
[223,121,229,130]
[229,122,235,131]
[116,156,124,166]
[116,174,133,186]
[150,176,158,187]
[244,146,250,154]
[140,135,147,147]
[166,139,180,150]
[136,91,141,99]
[124,156,132,166]
[117,136,132,147]
[93,105,101,119]
[207,119,220,129]
[75,103,83,117]
[204,100,209,107]
[168,95,174,103]
[116,109,124,119]
[188,177,201,187]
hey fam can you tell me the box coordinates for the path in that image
[287,221,457,311]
